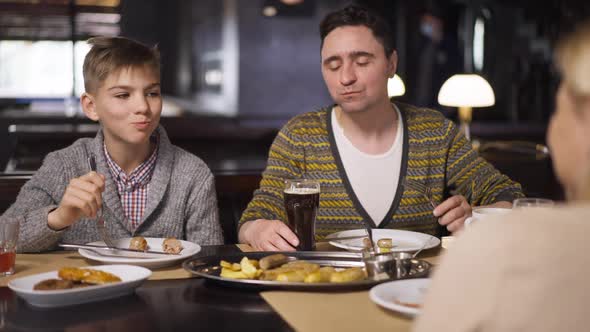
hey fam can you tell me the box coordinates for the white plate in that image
[79,237,201,269]
[369,278,430,316]
[8,265,151,308]
[326,229,440,252]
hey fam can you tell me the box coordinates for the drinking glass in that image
[512,198,554,209]
[284,179,320,251]
[0,215,20,276]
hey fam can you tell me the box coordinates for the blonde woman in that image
[414,21,590,332]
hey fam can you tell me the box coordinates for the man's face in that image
[84,65,162,148]
[320,25,397,114]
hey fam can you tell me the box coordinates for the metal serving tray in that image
[183,251,431,291]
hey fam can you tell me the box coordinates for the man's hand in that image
[433,195,471,233]
[47,172,105,230]
[238,219,299,251]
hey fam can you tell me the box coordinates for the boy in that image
[3,37,223,252]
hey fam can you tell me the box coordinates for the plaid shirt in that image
[104,141,158,230]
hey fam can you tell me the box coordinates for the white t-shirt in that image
[331,106,404,226]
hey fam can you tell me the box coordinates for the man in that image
[239,5,522,251]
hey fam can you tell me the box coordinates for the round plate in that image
[326,229,440,252]
[369,278,430,316]
[79,237,201,269]
[183,251,431,291]
[8,265,151,308]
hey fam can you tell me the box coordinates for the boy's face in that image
[320,25,397,114]
[82,65,162,147]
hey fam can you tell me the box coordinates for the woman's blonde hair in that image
[555,20,590,100]
[556,21,590,200]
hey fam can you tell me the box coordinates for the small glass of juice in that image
[0,215,20,276]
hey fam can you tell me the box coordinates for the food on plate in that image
[303,266,336,283]
[218,255,366,283]
[377,238,394,253]
[362,237,394,252]
[129,236,149,251]
[329,267,365,283]
[33,279,78,290]
[259,253,289,270]
[58,267,122,285]
[393,298,422,308]
[220,257,262,279]
[33,267,122,291]
[162,237,184,254]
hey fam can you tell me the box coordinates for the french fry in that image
[303,271,322,283]
[220,268,248,279]
[329,267,365,283]
[319,266,336,282]
[240,257,258,278]
[276,270,306,282]
[282,261,320,275]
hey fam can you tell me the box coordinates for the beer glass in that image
[284,179,320,251]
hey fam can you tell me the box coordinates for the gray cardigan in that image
[4,126,223,252]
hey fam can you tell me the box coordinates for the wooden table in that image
[0,244,442,332]
[0,245,293,332]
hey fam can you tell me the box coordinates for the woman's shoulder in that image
[457,204,590,257]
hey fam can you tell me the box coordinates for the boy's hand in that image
[238,219,299,251]
[48,172,105,230]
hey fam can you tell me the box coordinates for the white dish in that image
[8,265,151,308]
[369,278,430,316]
[78,237,201,269]
[326,229,440,252]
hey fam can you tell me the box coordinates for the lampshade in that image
[437,74,495,107]
[387,74,406,97]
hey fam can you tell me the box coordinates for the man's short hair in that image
[319,5,395,57]
[83,36,160,94]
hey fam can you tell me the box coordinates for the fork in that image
[87,155,116,248]
[403,178,436,209]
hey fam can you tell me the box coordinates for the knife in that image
[59,243,179,259]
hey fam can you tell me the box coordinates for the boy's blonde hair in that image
[555,20,590,101]
[83,36,160,94]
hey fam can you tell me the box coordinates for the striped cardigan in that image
[239,102,524,238]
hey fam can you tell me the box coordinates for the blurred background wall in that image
[1,0,589,200]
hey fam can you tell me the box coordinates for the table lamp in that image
[387,74,406,97]
[437,74,495,140]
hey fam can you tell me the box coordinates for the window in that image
[0,40,90,98]
[0,1,120,99]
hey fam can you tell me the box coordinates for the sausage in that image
[258,254,290,270]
